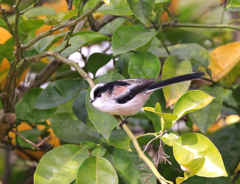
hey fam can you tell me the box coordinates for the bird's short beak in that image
[89,99,94,103]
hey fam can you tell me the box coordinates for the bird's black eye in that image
[97,93,101,98]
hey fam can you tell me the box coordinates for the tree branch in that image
[0,113,16,142]
[21,0,105,50]
[88,14,117,31]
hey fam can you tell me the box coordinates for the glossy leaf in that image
[143,103,178,130]
[160,130,179,147]
[226,0,240,11]
[112,25,158,56]
[98,0,133,15]
[86,71,124,140]
[113,144,156,184]
[176,158,205,184]
[189,86,224,134]
[109,129,130,150]
[205,42,240,81]
[87,53,112,76]
[210,124,240,173]
[152,43,210,67]
[127,0,155,26]
[173,90,214,119]
[31,32,69,53]
[49,112,102,144]
[162,56,192,107]
[173,133,228,177]
[77,156,118,184]
[34,145,89,184]
[19,19,45,33]
[34,79,88,109]
[16,88,56,124]
[128,52,161,78]
[80,141,96,149]
[91,146,106,157]
[53,31,110,57]
[72,90,88,123]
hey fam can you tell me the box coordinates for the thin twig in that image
[143,130,168,153]
[20,0,42,14]
[11,129,50,150]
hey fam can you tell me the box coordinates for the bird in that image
[89,72,204,127]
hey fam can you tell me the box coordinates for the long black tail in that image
[146,72,204,92]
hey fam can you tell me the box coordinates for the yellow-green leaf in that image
[173,133,228,177]
[173,90,214,119]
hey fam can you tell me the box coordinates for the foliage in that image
[0,0,240,184]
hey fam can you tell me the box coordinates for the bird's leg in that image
[119,116,131,128]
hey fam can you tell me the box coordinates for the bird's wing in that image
[115,78,157,104]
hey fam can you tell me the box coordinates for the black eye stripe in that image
[93,81,130,99]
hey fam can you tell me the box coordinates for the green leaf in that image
[16,129,42,150]
[0,44,15,61]
[109,129,130,150]
[30,32,69,53]
[160,130,179,147]
[143,104,178,130]
[152,43,210,67]
[173,133,228,177]
[173,90,214,119]
[8,7,56,24]
[162,56,192,107]
[80,141,97,149]
[128,52,161,78]
[86,71,124,140]
[0,19,9,31]
[155,0,172,4]
[127,0,154,26]
[127,0,155,26]
[113,144,156,184]
[77,156,118,184]
[16,88,56,124]
[176,158,205,184]
[34,79,88,109]
[98,0,133,15]
[91,146,106,157]
[112,25,158,56]
[226,0,240,11]
[210,124,240,173]
[44,9,78,25]
[34,145,89,184]
[72,90,88,123]
[62,9,79,20]
[49,112,102,144]
[87,53,112,76]
[53,31,110,57]
[19,19,45,33]
[189,86,224,134]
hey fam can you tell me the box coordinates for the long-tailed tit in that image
[90,72,204,127]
